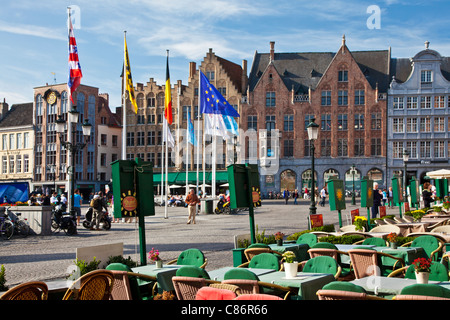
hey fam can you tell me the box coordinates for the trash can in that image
[204,200,213,214]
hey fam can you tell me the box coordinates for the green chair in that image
[299,256,342,280]
[247,243,271,249]
[388,261,449,281]
[167,248,208,268]
[175,266,211,279]
[238,253,281,271]
[401,235,443,261]
[353,237,387,247]
[308,242,352,279]
[317,281,388,300]
[393,283,450,300]
[223,268,292,299]
[106,263,157,300]
[296,233,318,247]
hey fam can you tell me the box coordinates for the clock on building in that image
[47,91,57,105]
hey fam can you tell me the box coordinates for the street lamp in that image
[351,164,356,205]
[56,105,92,216]
[47,164,57,194]
[403,149,410,199]
[307,118,319,215]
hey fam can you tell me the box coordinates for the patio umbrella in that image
[220,183,229,187]
[169,184,183,189]
[426,169,450,179]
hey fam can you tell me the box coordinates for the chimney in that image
[241,59,248,94]
[270,41,275,62]
[0,99,8,121]
[189,62,196,81]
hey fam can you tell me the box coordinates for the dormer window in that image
[421,70,432,83]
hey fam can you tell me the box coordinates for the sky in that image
[1,0,449,111]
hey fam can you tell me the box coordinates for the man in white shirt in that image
[320,187,327,207]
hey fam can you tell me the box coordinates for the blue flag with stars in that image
[187,110,197,146]
[199,71,240,117]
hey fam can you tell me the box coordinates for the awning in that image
[426,169,450,179]
[152,171,228,184]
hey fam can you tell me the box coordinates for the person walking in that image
[320,186,327,207]
[73,189,82,226]
[283,188,290,205]
[382,189,388,207]
[185,189,200,224]
[371,182,383,219]
[422,182,435,208]
[293,189,299,205]
[388,186,393,208]
[90,194,107,230]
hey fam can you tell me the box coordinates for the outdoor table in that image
[394,222,431,236]
[132,264,183,292]
[350,275,450,298]
[208,267,276,281]
[269,243,310,262]
[258,271,335,300]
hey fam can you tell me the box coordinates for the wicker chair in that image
[222,268,293,300]
[63,269,115,300]
[166,248,208,269]
[388,261,449,281]
[393,283,450,300]
[0,281,48,300]
[195,286,237,300]
[243,248,282,262]
[339,225,365,232]
[317,281,388,301]
[296,233,318,247]
[374,219,387,226]
[347,248,405,279]
[383,218,398,224]
[234,293,283,300]
[369,225,401,235]
[430,225,450,233]
[402,215,415,223]
[307,242,352,279]
[401,235,443,261]
[172,276,219,300]
[353,237,388,246]
[237,253,282,271]
[298,256,342,280]
[108,270,158,300]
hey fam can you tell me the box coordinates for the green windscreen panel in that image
[327,176,346,211]
[391,174,404,205]
[360,176,374,208]
[227,164,261,209]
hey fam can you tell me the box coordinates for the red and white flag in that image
[67,9,82,102]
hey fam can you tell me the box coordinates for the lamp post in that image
[56,106,92,216]
[47,164,57,194]
[403,149,410,199]
[351,164,356,205]
[307,118,319,215]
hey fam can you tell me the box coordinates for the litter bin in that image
[204,200,213,214]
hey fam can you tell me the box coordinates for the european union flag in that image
[200,71,240,117]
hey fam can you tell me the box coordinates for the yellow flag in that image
[124,35,138,113]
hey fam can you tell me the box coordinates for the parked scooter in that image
[82,207,112,230]
[214,194,237,214]
[51,202,77,235]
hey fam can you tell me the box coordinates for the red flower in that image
[412,257,432,273]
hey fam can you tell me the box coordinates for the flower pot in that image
[415,271,430,284]
[155,260,163,269]
[283,262,298,279]
[277,239,283,246]
[390,242,397,249]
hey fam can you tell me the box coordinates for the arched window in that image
[280,169,296,191]
[301,169,317,191]
[345,167,361,191]
[368,168,383,185]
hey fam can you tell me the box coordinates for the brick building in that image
[125,49,247,193]
[242,37,390,195]
[32,83,118,198]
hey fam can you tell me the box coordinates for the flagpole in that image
[186,113,189,196]
[67,7,73,213]
[122,31,127,160]
[196,70,201,215]
[164,50,170,219]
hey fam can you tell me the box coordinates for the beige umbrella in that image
[426,169,450,179]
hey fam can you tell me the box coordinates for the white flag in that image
[204,114,229,139]
[163,117,175,148]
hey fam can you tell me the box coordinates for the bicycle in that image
[0,212,14,240]
[4,206,30,238]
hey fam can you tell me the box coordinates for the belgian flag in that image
[164,52,173,125]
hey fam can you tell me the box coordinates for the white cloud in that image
[0,20,66,41]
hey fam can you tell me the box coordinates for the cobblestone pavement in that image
[0,198,400,287]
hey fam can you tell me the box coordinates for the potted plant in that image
[282,251,298,279]
[148,248,163,268]
[412,257,432,284]
[353,216,367,231]
[386,232,398,249]
[274,232,285,246]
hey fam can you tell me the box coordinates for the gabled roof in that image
[0,103,33,128]
[390,56,450,84]
[216,55,244,94]
[249,49,390,93]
